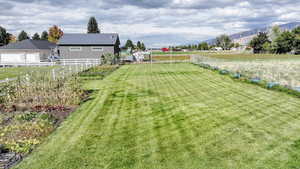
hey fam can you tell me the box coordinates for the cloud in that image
[0,0,299,47]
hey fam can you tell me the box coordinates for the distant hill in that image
[205,22,300,45]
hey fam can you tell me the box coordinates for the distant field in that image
[0,66,57,80]
[152,51,197,55]
[198,53,300,61]
[152,51,300,61]
[152,55,190,61]
[152,51,232,55]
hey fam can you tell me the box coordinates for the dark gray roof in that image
[58,33,119,45]
[0,39,56,50]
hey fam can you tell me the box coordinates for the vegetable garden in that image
[0,63,118,168]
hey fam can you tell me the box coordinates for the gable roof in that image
[58,33,119,46]
[0,39,56,50]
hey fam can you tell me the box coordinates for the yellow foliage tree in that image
[48,25,63,43]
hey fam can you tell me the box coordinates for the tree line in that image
[0,25,63,44]
[123,39,146,51]
[249,26,300,54]
[0,16,102,45]
[172,25,300,55]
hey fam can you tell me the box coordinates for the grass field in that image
[201,53,300,61]
[0,66,57,80]
[15,63,300,169]
[152,55,190,61]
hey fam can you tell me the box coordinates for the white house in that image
[0,39,56,64]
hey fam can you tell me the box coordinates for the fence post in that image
[52,69,56,80]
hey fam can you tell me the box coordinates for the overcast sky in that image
[0,0,299,47]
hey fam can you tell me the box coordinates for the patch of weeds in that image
[194,63,300,99]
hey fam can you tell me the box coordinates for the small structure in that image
[162,48,169,52]
[0,40,56,64]
[211,47,223,51]
[58,33,120,60]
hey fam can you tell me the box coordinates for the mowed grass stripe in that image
[15,63,300,169]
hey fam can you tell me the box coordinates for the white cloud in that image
[0,0,299,47]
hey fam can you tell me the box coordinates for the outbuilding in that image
[0,39,56,64]
[58,33,120,60]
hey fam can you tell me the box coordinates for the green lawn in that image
[0,66,57,80]
[15,63,300,169]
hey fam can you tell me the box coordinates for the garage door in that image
[0,53,25,63]
[0,53,40,63]
[26,53,40,63]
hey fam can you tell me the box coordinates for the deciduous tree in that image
[125,39,134,49]
[272,31,295,54]
[249,32,270,53]
[48,25,63,43]
[292,27,300,54]
[216,34,232,50]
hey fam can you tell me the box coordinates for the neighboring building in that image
[58,33,120,60]
[0,39,56,64]
[211,47,223,51]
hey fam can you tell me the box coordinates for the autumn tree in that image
[48,25,63,43]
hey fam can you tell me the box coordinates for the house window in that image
[91,47,103,51]
[69,47,82,51]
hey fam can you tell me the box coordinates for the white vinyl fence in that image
[0,59,102,85]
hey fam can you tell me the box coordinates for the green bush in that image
[16,112,38,122]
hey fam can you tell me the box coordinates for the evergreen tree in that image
[87,17,100,33]
[48,25,63,43]
[141,43,146,51]
[18,30,30,41]
[137,41,142,50]
[41,31,48,40]
[0,26,10,45]
[249,32,270,53]
[32,33,40,40]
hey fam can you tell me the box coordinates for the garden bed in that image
[0,65,119,169]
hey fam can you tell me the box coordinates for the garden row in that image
[0,65,119,169]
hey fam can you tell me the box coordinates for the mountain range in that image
[205,22,300,45]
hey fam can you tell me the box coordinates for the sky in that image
[0,0,299,47]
